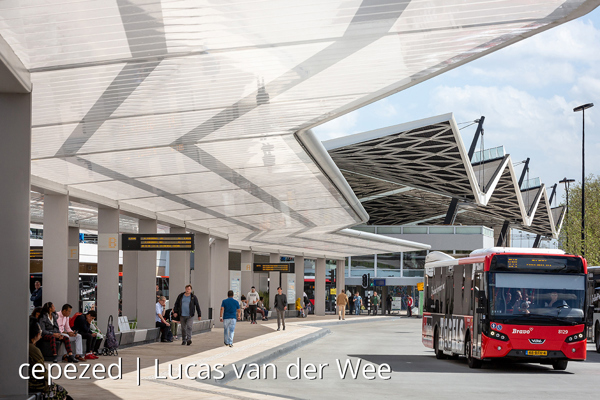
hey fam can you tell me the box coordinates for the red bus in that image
[422,248,591,370]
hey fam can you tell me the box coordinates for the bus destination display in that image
[30,246,43,260]
[491,254,583,273]
[253,263,295,273]
[121,234,194,251]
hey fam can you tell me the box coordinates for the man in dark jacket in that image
[30,281,42,307]
[172,285,201,346]
[274,287,287,331]
[73,310,98,359]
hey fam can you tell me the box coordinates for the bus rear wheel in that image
[595,323,600,353]
[466,335,482,369]
[552,360,568,371]
[434,328,446,359]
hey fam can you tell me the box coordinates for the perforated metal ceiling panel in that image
[326,113,564,239]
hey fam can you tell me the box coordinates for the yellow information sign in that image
[417,282,424,291]
[330,288,336,295]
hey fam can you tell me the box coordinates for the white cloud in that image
[461,19,600,89]
[430,85,600,196]
[312,111,359,141]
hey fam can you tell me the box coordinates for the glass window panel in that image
[402,250,427,277]
[403,227,427,234]
[429,226,454,234]
[376,253,401,277]
[456,226,482,234]
[377,227,402,234]
[351,255,374,277]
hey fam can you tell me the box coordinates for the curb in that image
[210,327,331,385]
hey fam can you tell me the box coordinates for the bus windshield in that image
[489,272,586,324]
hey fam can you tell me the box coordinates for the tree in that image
[559,174,600,266]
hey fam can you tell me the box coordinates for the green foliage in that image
[559,174,600,265]
[259,290,269,310]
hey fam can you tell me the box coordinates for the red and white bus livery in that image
[422,247,591,370]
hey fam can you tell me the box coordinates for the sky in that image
[313,6,600,208]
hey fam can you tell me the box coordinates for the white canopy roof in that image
[1,0,596,257]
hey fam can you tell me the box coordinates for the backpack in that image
[69,312,82,329]
[102,315,119,356]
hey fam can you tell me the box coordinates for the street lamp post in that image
[559,177,575,249]
[573,103,593,258]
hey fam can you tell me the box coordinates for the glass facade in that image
[350,254,374,277]
[402,250,427,277]
[376,253,401,277]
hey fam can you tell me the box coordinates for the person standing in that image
[336,291,348,320]
[372,291,380,315]
[30,281,42,307]
[274,287,287,331]
[173,284,202,346]
[353,292,362,315]
[247,286,260,324]
[386,294,393,315]
[220,290,240,347]
[407,295,413,317]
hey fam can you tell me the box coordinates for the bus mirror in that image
[587,305,594,326]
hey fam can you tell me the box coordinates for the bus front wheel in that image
[552,360,568,371]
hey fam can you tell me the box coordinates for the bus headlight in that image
[565,332,585,343]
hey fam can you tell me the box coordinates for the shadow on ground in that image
[348,354,573,374]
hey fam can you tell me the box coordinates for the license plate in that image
[526,350,547,356]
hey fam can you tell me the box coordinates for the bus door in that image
[443,267,454,352]
[472,270,483,358]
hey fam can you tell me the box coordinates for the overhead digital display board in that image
[253,263,295,273]
[30,246,43,260]
[121,234,194,251]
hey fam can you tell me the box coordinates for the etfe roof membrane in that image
[1,0,594,256]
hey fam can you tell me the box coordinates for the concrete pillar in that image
[0,91,30,396]
[210,238,229,327]
[97,207,120,331]
[122,249,138,320]
[295,256,304,302]
[269,253,280,309]
[241,250,253,299]
[169,227,187,300]
[192,232,210,320]
[43,194,69,308]
[136,219,157,329]
[336,259,345,299]
[315,258,326,316]
[68,227,80,310]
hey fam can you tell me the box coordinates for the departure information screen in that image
[30,246,43,260]
[490,254,583,273]
[253,263,295,273]
[121,234,194,251]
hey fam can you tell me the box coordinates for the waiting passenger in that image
[30,307,42,326]
[239,295,249,321]
[155,296,171,342]
[39,302,78,363]
[30,281,42,307]
[73,310,99,359]
[57,304,85,362]
[28,322,72,399]
[257,296,268,321]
